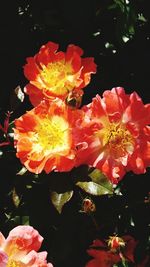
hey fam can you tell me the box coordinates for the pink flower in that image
[0,225,53,267]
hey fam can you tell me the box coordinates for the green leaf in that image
[121,257,129,267]
[50,191,74,213]
[128,24,135,35]
[12,188,21,208]
[17,166,27,175]
[76,181,113,196]
[11,216,21,224]
[22,216,29,225]
[108,3,117,10]
[114,0,125,12]
[138,13,147,23]
[89,169,114,193]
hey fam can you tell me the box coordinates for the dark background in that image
[0,0,150,110]
[0,1,150,267]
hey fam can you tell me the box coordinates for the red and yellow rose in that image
[14,98,84,174]
[24,41,97,106]
[77,87,150,183]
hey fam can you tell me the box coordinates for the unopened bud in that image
[108,236,125,251]
[82,198,96,213]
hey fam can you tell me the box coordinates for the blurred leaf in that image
[17,166,28,175]
[108,0,140,44]
[76,181,113,196]
[105,42,115,49]
[108,3,118,10]
[5,212,12,220]
[128,24,135,35]
[113,0,125,12]
[10,85,25,110]
[15,86,25,102]
[26,184,32,189]
[12,188,21,208]
[12,216,21,224]
[138,13,147,22]
[122,258,129,267]
[114,185,122,195]
[22,216,29,225]
[50,191,74,213]
[89,168,114,192]
[130,216,135,226]
[122,36,130,43]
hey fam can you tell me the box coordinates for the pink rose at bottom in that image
[0,225,53,267]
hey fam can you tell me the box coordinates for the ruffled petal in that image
[5,225,43,254]
[24,84,45,106]
[78,87,150,183]
[24,57,40,81]
[23,41,96,106]
[14,99,83,174]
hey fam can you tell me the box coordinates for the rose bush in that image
[0,41,150,267]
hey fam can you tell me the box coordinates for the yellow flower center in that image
[35,115,71,155]
[99,122,134,158]
[7,259,21,267]
[35,61,76,95]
